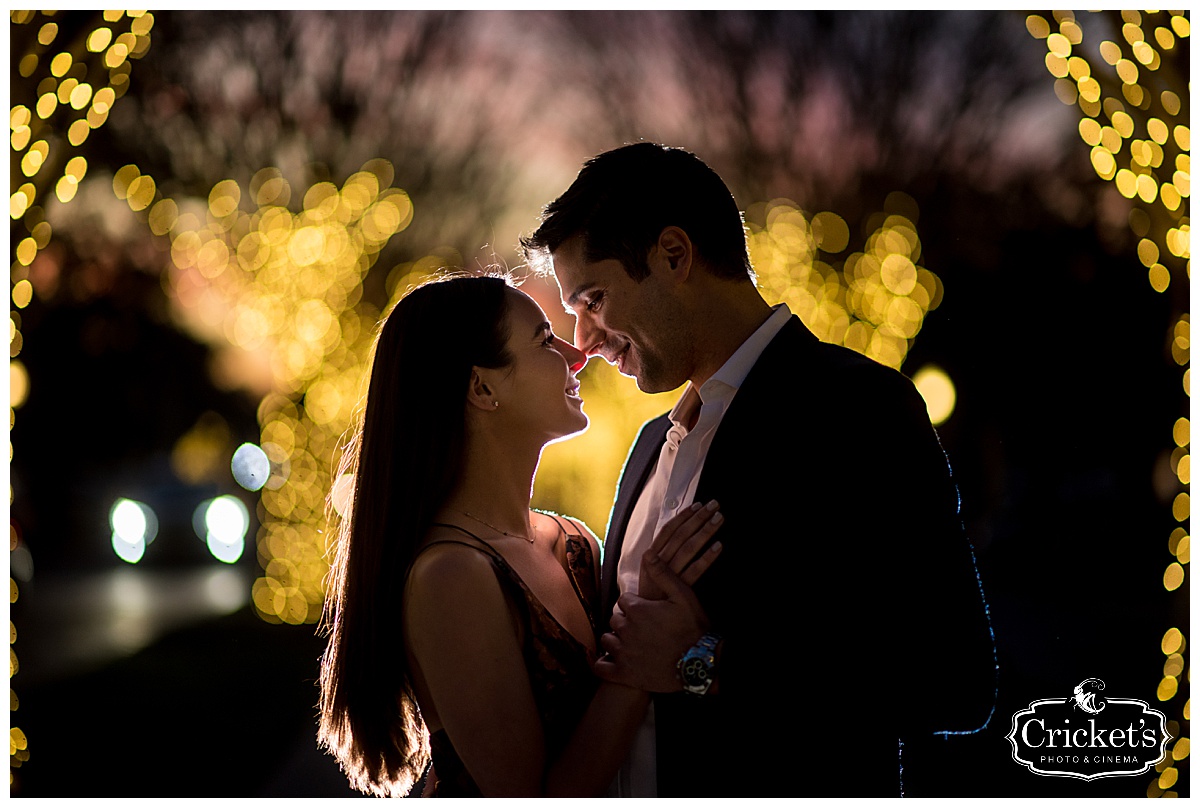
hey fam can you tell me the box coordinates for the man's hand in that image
[638,500,723,600]
[593,554,711,692]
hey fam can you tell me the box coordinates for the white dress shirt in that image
[612,303,793,797]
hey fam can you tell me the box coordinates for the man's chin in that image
[632,373,676,395]
[622,355,681,394]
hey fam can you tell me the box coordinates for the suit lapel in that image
[601,317,817,622]
[600,414,671,623]
[693,316,818,509]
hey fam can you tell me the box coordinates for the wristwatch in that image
[677,632,721,696]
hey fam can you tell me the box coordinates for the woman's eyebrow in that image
[533,321,551,339]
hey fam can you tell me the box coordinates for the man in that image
[521,143,996,797]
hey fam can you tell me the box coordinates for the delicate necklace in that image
[457,509,535,544]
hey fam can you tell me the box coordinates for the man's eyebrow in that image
[565,283,596,308]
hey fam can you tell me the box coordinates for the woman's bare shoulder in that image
[532,510,595,537]
[532,510,594,538]
[407,530,496,594]
[533,511,601,561]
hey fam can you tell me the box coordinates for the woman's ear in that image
[465,368,499,412]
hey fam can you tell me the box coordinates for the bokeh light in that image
[911,365,957,426]
[204,496,248,544]
[111,502,145,543]
[109,498,157,565]
[197,495,249,564]
[206,531,245,565]
[9,362,29,409]
[2,10,1189,796]
[109,498,158,545]
[329,472,355,519]
[1029,12,1190,794]
[155,160,413,621]
[231,443,270,492]
[110,532,145,564]
[745,192,939,371]
[10,10,154,781]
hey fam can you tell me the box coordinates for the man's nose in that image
[574,315,605,357]
[559,337,589,374]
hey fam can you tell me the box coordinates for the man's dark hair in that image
[520,142,753,282]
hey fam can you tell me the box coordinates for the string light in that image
[745,193,941,373]
[157,161,414,624]
[9,9,155,789]
[3,12,1185,797]
[1029,11,1189,798]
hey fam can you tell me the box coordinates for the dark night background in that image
[8,9,1189,798]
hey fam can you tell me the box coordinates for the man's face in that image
[550,235,693,394]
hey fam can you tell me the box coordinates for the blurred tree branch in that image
[540,10,1060,212]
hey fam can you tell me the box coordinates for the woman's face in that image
[492,288,590,443]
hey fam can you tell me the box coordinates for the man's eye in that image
[586,294,604,313]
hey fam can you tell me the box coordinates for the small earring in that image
[493,400,499,408]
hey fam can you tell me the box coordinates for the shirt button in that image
[665,498,679,510]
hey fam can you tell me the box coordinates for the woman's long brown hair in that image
[317,274,513,796]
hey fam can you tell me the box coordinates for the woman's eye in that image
[542,333,556,347]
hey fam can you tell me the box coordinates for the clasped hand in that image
[593,501,722,692]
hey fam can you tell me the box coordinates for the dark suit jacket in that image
[601,316,996,797]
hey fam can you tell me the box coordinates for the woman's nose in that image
[558,337,589,374]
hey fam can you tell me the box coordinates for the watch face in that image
[679,634,719,694]
[682,657,709,686]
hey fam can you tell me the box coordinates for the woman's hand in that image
[596,553,715,692]
[637,500,724,600]
[592,501,723,692]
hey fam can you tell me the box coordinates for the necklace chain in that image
[458,509,535,544]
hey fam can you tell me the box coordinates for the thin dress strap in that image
[417,518,600,797]
[421,523,503,557]
[406,525,508,590]
[417,519,596,635]
[543,512,584,538]
[543,512,571,532]
[538,513,597,633]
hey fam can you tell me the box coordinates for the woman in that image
[317,273,723,797]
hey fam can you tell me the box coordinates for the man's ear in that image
[465,368,498,412]
[651,226,693,283]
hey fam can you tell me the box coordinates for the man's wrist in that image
[677,632,721,696]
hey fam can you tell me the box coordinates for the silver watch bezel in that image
[677,632,720,696]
